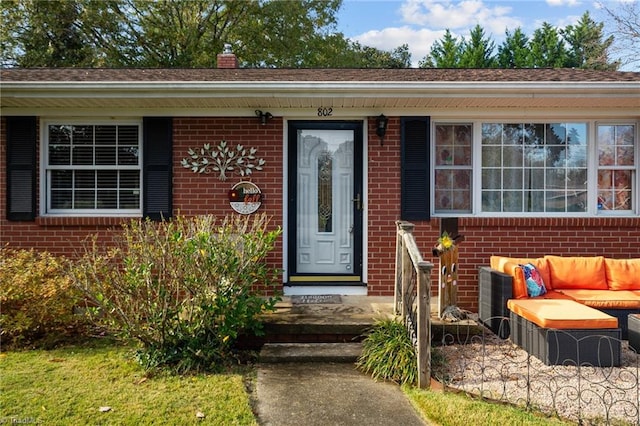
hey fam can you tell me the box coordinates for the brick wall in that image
[172,117,285,293]
[3,116,640,311]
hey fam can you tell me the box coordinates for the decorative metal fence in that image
[432,316,640,426]
[394,221,638,423]
[394,220,434,388]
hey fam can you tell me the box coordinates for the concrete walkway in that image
[254,362,428,426]
[253,296,429,426]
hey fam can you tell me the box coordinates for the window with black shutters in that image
[43,121,142,214]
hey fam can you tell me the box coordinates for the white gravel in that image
[432,322,640,425]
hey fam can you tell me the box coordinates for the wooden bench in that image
[508,299,621,367]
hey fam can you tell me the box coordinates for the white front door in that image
[288,121,363,284]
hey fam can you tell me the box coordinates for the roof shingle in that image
[2,67,639,83]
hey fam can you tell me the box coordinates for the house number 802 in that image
[317,107,333,117]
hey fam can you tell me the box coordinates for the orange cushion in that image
[507,299,618,329]
[545,255,607,290]
[558,289,640,310]
[605,258,640,290]
[490,256,551,290]
[503,261,527,299]
[530,290,574,301]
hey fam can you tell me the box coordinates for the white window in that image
[433,119,639,217]
[480,122,588,213]
[44,122,142,215]
[597,124,636,213]
[434,123,472,213]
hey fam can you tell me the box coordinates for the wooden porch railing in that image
[394,220,434,389]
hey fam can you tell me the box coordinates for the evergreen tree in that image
[459,24,496,68]
[497,27,531,68]
[562,11,618,70]
[419,29,462,68]
[529,22,568,67]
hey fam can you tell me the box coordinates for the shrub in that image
[0,248,84,347]
[69,213,282,373]
[356,317,417,385]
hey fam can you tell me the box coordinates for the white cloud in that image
[546,0,581,6]
[349,0,525,66]
[353,26,448,66]
[398,0,522,32]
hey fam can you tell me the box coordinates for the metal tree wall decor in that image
[181,140,265,181]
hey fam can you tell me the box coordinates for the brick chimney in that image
[217,43,238,69]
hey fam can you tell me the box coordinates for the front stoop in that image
[258,295,395,344]
[248,297,392,364]
[239,295,483,351]
[259,342,363,363]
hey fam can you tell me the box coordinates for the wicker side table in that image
[629,314,640,353]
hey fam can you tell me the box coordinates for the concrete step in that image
[259,342,363,363]
[262,322,369,343]
[257,295,393,344]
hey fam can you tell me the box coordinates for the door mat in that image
[291,295,342,304]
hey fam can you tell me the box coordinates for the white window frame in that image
[40,119,143,217]
[432,121,473,215]
[431,119,640,218]
[594,121,637,216]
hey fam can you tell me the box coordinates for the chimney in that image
[217,43,238,69]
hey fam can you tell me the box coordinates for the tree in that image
[598,0,640,70]
[1,0,410,68]
[1,0,95,67]
[497,27,531,68]
[529,22,568,68]
[562,11,618,70]
[419,29,462,68]
[459,24,496,68]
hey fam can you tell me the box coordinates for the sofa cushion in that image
[503,261,527,299]
[530,290,574,301]
[490,256,551,289]
[558,289,640,310]
[507,299,619,330]
[520,263,547,297]
[545,255,607,290]
[605,258,640,290]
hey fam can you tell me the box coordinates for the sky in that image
[335,0,634,69]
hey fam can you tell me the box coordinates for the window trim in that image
[432,121,473,215]
[431,118,639,218]
[594,121,637,215]
[40,119,143,217]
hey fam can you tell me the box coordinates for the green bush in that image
[356,317,418,385]
[0,248,84,347]
[69,213,282,373]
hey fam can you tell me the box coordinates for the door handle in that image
[352,193,361,210]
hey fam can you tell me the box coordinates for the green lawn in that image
[0,340,257,425]
[2,339,578,426]
[404,385,572,426]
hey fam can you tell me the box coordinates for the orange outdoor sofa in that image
[479,255,640,366]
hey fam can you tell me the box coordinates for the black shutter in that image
[401,117,430,220]
[143,117,173,220]
[6,116,37,221]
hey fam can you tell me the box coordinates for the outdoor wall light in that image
[255,110,273,125]
[376,114,388,145]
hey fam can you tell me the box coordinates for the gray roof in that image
[2,67,639,113]
[2,67,639,82]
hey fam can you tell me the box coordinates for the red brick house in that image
[2,56,639,311]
